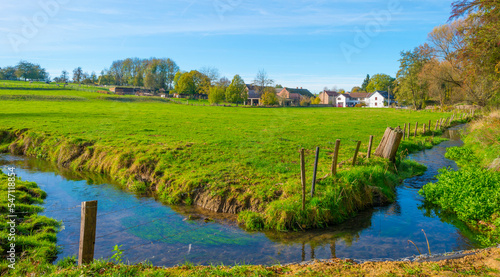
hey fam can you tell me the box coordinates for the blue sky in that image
[0,0,454,92]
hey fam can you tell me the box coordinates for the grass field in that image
[0,80,456,230]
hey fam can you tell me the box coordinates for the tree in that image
[15,61,47,81]
[395,45,432,109]
[360,74,370,91]
[419,59,462,107]
[0,66,17,80]
[200,66,220,86]
[311,96,321,104]
[208,85,226,104]
[275,84,283,88]
[366,74,395,92]
[165,58,179,89]
[261,87,279,105]
[216,77,230,89]
[61,70,69,83]
[226,75,247,104]
[174,70,210,95]
[351,86,361,93]
[252,69,274,94]
[449,1,500,106]
[73,67,83,84]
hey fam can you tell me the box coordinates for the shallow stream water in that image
[0,125,481,266]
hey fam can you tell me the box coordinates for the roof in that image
[285,87,313,97]
[322,90,339,97]
[372,90,395,100]
[348,92,371,99]
[289,93,301,100]
[248,91,260,99]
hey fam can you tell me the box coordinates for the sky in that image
[0,0,454,93]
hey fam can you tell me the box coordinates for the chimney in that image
[296,87,298,89]
[300,87,303,89]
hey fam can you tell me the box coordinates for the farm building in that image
[245,84,261,106]
[277,87,313,106]
[109,87,135,95]
[318,90,339,105]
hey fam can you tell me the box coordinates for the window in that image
[338,97,341,101]
[375,97,378,100]
[375,102,377,106]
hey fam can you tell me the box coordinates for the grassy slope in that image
[0,81,454,230]
[420,112,500,246]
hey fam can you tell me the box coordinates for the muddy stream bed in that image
[0,125,483,266]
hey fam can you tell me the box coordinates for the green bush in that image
[420,168,500,222]
[444,146,481,168]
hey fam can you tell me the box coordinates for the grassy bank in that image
[420,112,500,246]
[0,80,457,231]
[0,172,60,276]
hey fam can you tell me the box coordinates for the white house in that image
[366,91,395,108]
[336,92,371,107]
[336,94,355,107]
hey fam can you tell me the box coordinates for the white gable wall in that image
[367,92,386,108]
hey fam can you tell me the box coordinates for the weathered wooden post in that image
[428,120,431,131]
[300,149,306,211]
[435,120,439,131]
[403,124,407,140]
[78,200,98,266]
[407,123,411,139]
[439,119,442,129]
[311,147,319,197]
[414,122,418,137]
[367,135,374,158]
[374,127,404,162]
[423,123,426,135]
[352,141,361,166]
[331,140,341,176]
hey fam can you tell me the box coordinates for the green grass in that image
[0,80,454,231]
[0,172,60,276]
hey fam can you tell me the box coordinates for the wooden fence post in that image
[352,141,361,166]
[439,119,442,129]
[428,120,431,131]
[403,124,406,140]
[331,140,341,176]
[367,135,374,158]
[79,200,98,266]
[311,147,319,197]
[407,123,411,139]
[414,122,418,137]
[435,120,439,131]
[423,123,426,135]
[300,149,306,211]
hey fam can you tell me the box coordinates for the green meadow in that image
[0,81,455,230]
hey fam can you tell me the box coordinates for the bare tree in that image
[200,66,220,86]
[252,69,274,94]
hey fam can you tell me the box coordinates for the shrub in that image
[420,168,500,222]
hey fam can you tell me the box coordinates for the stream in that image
[0,125,482,266]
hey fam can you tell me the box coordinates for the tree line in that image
[0,61,48,82]
[394,0,499,108]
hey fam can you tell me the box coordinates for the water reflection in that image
[0,124,483,266]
